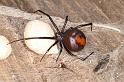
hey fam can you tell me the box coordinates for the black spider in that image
[9,10,94,62]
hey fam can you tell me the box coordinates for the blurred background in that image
[1,0,124,23]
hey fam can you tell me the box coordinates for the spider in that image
[9,10,94,62]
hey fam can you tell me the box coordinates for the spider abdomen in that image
[63,28,86,52]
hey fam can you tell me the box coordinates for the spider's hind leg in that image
[63,44,94,61]
[75,23,93,31]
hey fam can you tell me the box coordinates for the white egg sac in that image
[24,20,59,55]
[0,35,12,60]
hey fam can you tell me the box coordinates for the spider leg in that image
[75,23,93,31]
[63,44,93,61]
[40,40,59,62]
[63,44,82,60]
[56,42,63,62]
[8,37,56,44]
[80,52,94,61]
[34,10,60,33]
[61,16,68,32]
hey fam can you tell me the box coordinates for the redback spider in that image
[9,10,94,62]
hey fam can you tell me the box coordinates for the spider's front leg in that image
[8,37,56,44]
[34,10,60,33]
